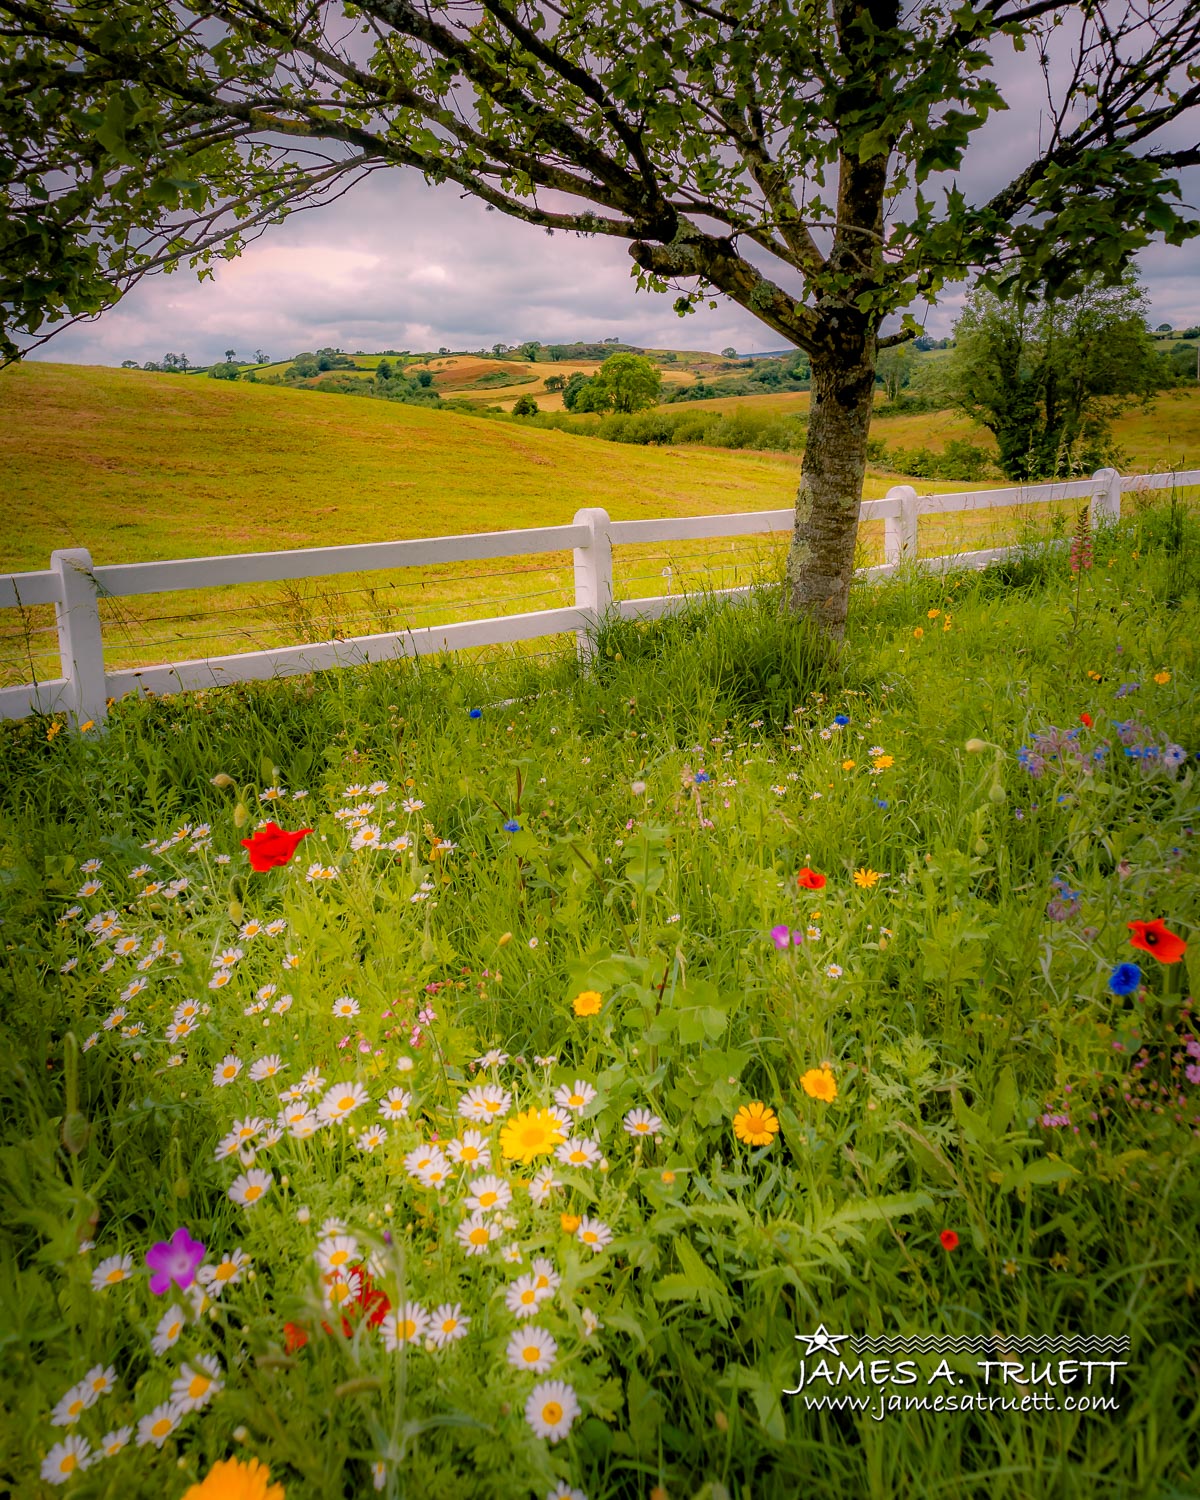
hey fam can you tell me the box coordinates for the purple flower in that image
[503,819,520,832]
[145,1227,206,1295]
[770,924,791,950]
[468,708,482,719]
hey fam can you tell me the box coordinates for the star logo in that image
[795,1324,850,1356]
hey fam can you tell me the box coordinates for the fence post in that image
[882,485,920,568]
[1089,467,1121,530]
[51,549,107,727]
[572,507,613,662]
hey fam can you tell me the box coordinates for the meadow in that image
[0,492,1198,1499]
[7,363,1193,691]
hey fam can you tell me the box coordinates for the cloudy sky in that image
[28,20,1200,369]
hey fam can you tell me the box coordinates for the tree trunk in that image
[782,341,877,638]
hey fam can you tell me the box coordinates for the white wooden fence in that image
[0,465,1194,727]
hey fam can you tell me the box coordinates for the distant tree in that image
[593,351,662,413]
[942,275,1163,480]
[543,375,565,392]
[376,358,393,381]
[415,369,434,388]
[517,341,540,361]
[438,346,450,355]
[721,346,738,358]
[120,358,138,368]
[178,353,190,371]
[254,349,269,364]
[491,343,508,358]
[142,360,161,371]
[511,393,539,416]
[875,343,916,401]
[571,379,612,413]
[603,337,620,345]
[1182,327,1200,340]
[162,352,179,371]
[1155,322,1173,333]
[224,347,237,362]
[561,371,592,410]
[207,360,240,380]
[287,353,320,379]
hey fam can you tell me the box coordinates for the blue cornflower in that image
[874,798,889,810]
[1114,682,1141,698]
[833,714,850,727]
[503,819,520,832]
[468,708,482,719]
[1108,962,1141,996]
[1163,743,1186,768]
[694,771,710,784]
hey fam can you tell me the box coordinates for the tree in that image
[414,370,434,389]
[543,375,566,392]
[375,358,393,382]
[254,349,269,364]
[517,341,540,361]
[224,347,237,363]
[1155,323,1174,334]
[561,372,592,411]
[941,276,1164,481]
[593,352,662,413]
[722,346,738,358]
[120,358,138,368]
[3,3,1199,633]
[511,393,539,415]
[875,343,915,402]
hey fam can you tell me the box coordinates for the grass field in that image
[3,364,1196,690]
[1,504,1197,1499]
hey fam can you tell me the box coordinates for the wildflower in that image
[872,754,894,770]
[91,1253,133,1291]
[198,1247,250,1294]
[623,1108,663,1138]
[833,714,850,727]
[529,1165,559,1204]
[180,1457,285,1500]
[796,867,826,890]
[576,1216,612,1252]
[1080,712,1093,728]
[317,1080,369,1122]
[1128,919,1187,965]
[379,1087,412,1120]
[430,1303,470,1346]
[356,1125,388,1153]
[100,1428,132,1458]
[41,1436,92,1484]
[560,1213,582,1234]
[1154,670,1171,685]
[500,1109,565,1163]
[248,1054,285,1082]
[381,1303,430,1349]
[136,1400,184,1449]
[733,1103,779,1147]
[572,989,602,1017]
[1003,1259,1019,1277]
[145,1227,206,1295]
[507,1274,550,1318]
[853,867,880,888]
[151,1305,187,1355]
[800,1067,837,1103]
[446,1129,490,1167]
[171,1354,223,1412]
[554,1080,597,1112]
[507,1327,557,1372]
[456,1213,501,1255]
[939,1229,960,1252]
[316,1235,359,1274]
[50,1383,95,1427]
[547,1488,587,1500]
[913,626,924,639]
[841,759,856,771]
[459,1083,512,1122]
[1108,962,1141,996]
[525,1380,580,1442]
[241,822,313,872]
[503,818,521,832]
[464,1174,513,1212]
[229,1169,273,1208]
[825,963,843,979]
[556,1136,602,1169]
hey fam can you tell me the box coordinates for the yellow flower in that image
[872,754,894,770]
[46,721,62,741]
[800,1067,838,1103]
[79,720,95,733]
[499,1108,564,1164]
[912,627,924,639]
[853,867,880,888]
[660,1170,676,1185]
[732,1102,779,1147]
[560,1213,582,1233]
[498,932,512,946]
[1154,670,1171,685]
[927,608,941,619]
[841,759,856,771]
[572,989,602,1017]
[181,1457,285,1500]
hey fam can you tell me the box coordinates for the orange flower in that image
[572,989,602,1017]
[912,626,924,639]
[732,1102,779,1147]
[800,1067,837,1103]
[560,1213,581,1233]
[181,1457,285,1500]
[1128,919,1187,964]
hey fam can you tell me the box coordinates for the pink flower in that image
[145,1227,206,1295]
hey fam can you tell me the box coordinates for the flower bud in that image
[233,802,250,827]
[965,739,988,753]
[988,781,1007,804]
[211,773,236,788]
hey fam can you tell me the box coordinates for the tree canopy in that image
[2,0,1198,630]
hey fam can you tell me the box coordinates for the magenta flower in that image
[770,925,805,950]
[145,1227,206,1295]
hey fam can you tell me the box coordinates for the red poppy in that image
[283,1321,309,1353]
[939,1229,960,1252]
[1079,712,1093,728]
[1128,919,1187,964]
[241,821,313,872]
[796,867,827,891]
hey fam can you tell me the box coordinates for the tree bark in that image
[782,337,878,638]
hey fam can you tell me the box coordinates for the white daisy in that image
[378,1087,412,1120]
[198,1248,249,1295]
[429,1302,470,1347]
[623,1108,664,1138]
[463,1174,512,1213]
[446,1129,490,1168]
[553,1080,597,1112]
[249,1054,285,1081]
[555,1137,601,1170]
[455,1213,500,1255]
[170,1354,223,1412]
[331,995,360,1018]
[356,1125,388,1153]
[504,1274,549,1319]
[100,1427,132,1458]
[380,1303,429,1350]
[41,1435,92,1484]
[151,1305,187,1356]
[135,1400,184,1449]
[50,1382,95,1427]
[317,1080,369,1122]
[524,1380,579,1442]
[576,1216,612,1252]
[90,1253,133,1291]
[228,1169,273,1208]
[506,1326,557,1373]
[529,1166,559,1205]
[457,1084,511,1123]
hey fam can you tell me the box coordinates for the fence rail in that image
[1,465,1195,726]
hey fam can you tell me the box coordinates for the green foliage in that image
[0,495,1198,1497]
[941,277,1166,481]
[511,393,539,416]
